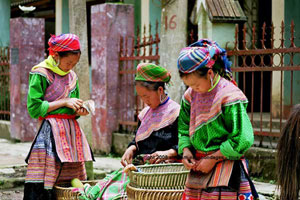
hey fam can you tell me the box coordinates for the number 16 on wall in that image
[164,15,177,31]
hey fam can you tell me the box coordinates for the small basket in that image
[127,183,183,200]
[54,180,98,200]
[128,163,188,190]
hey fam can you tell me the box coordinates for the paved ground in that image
[0,138,278,199]
[0,187,24,200]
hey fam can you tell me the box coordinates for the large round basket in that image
[128,163,188,190]
[127,183,183,200]
[54,180,98,200]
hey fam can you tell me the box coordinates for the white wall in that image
[271,0,284,117]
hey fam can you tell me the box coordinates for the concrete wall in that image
[271,0,285,118]
[141,0,150,33]
[112,133,134,156]
[197,2,235,49]
[91,3,134,154]
[197,3,212,40]
[0,120,11,140]
[69,0,92,144]
[10,18,45,141]
[245,147,277,181]
[0,0,10,46]
[212,23,235,49]
[160,0,188,103]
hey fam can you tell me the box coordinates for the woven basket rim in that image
[131,163,189,175]
[131,171,189,175]
[138,163,184,168]
[127,184,184,192]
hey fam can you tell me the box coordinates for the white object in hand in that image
[82,100,95,115]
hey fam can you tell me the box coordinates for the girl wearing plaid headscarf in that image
[24,34,94,200]
[177,39,258,200]
[76,63,180,200]
[121,63,180,166]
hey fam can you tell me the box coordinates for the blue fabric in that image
[177,39,233,81]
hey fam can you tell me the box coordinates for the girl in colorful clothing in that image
[121,63,180,166]
[79,63,180,200]
[24,34,94,200]
[177,39,258,200]
[277,104,300,200]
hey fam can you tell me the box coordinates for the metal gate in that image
[118,21,160,132]
[227,21,300,147]
[0,47,10,121]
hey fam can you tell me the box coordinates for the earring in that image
[160,94,163,103]
[54,58,60,67]
[210,76,213,88]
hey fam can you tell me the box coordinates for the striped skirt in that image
[182,154,258,200]
[25,120,92,189]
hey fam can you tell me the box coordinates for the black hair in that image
[57,49,81,58]
[277,104,300,200]
[135,80,166,91]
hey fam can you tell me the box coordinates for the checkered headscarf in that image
[48,34,80,56]
[177,39,233,82]
[135,63,171,83]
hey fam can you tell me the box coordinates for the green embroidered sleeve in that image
[178,98,192,155]
[27,73,49,118]
[220,103,254,159]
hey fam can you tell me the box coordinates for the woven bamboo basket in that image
[127,183,183,200]
[54,180,98,200]
[128,163,189,190]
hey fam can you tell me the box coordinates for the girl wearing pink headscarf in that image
[23,34,94,200]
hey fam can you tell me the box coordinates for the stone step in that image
[0,165,27,179]
[248,113,287,130]
[253,181,279,199]
[93,169,107,180]
[253,127,281,137]
[251,118,286,130]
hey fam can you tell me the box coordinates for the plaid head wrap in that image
[135,63,171,83]
[177,39,234,82]
[48,34,80,56]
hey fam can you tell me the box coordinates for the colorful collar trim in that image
[32,56,70,76]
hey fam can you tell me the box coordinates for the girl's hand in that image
[76,107,89,116]
[193,150,225,173]
[182,148,196,170]
[149,151,168,164]
[121,145,136,167]
[193,157,217,173]
[64,98,83,111]
[149,149,177,164]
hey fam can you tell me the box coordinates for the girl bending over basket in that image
[177,39,258,200]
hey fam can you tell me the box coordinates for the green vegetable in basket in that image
[71,178,84,188]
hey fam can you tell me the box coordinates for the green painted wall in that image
[0,0,10,46]
[212,23,235,49]
[62,0,69,33]
[149,0,161,36]
[124,0,141,37]
[123,0,161,37]
[284,0,300,107]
